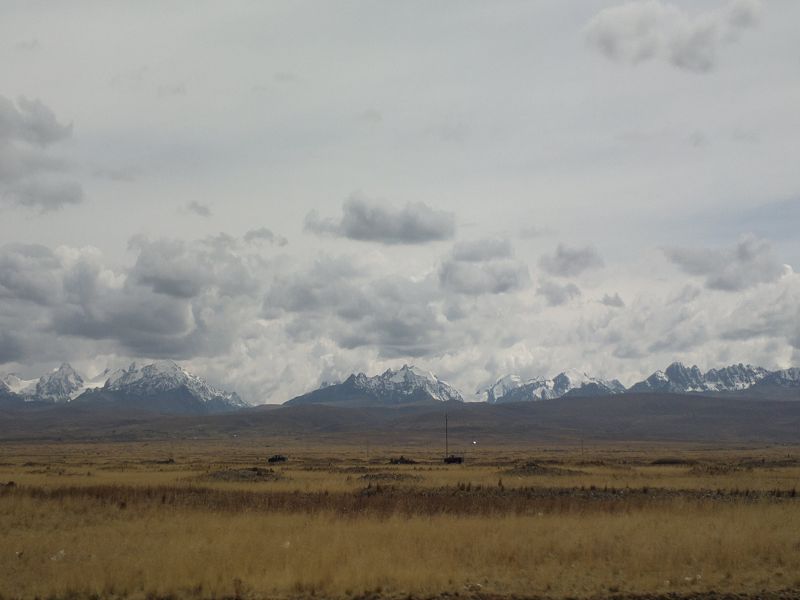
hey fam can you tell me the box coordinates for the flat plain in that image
[2,437,800,600]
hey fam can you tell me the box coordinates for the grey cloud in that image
[305,194,455,245]
[244,227,288,247]
[0,242,227,362]
[264,255,360,313]
[129,236,260,299]
[0,96,72,145]
[0,331,25,364]
[14,39,41,52]
[600,292,625,308]
[440,260,529,295]
[539,244,604,277]
[537,280,581,306]
[274,72,296,84]
[664,234,785,291]
[439,238,529,295]
[585,0,762,73]
[157,83,187,97]
[44,240,261,359]
[426,121,469,144]
[186,201,212,217]
[439,238,530,295]
[5,179,83,212]
[264,256,451,358]
[0,243,62,305]
[93,166,142,182]
[720,288,800,344]
[0,95,82,212]
[451,239,512,262]
[518,226,553,239]
[647,321,710,354]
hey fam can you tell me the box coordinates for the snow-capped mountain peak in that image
[629,362,770,394]
[0,360,246,413]
[483,369,624,403]
[104,360,247,408]
[287,364,464,406]
[34,363,85,402]
[1,373,38,397]
[356,364,463,403]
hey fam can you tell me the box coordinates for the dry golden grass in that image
[2,494,800,599]
[1,440,799,599]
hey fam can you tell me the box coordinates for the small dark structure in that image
[389,455,417,465]
[267,454,287,464]
[442,413,464,464]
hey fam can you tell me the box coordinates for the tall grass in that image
[1,492,799,598]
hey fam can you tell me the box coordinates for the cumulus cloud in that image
[244,227,288,246]
[185,201,211,217]
[439,238,529,295]
[601,292,625,308]
[450,239,512,262]
[0,95,82,211]
[664,234,786,291]
[0,236,272,366]
[129,236,260,299]
[585,0,762,73]
[537,280,581,306]
[305,193,455,244]
[539,244,604,277]
[264,255,453,358]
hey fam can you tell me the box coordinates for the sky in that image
[1,0,799,403]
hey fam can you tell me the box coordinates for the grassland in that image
[1,439,800,599]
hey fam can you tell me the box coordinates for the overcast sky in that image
[1,0,799,403]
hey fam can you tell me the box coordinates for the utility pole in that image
[445,411,449,458]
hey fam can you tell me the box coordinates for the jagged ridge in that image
[482,369,625,404]
[286,365,463,406]
[1,360,246,413]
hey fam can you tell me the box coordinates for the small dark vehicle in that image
[267,454,287,464]
[443,455,463,464]
[389,456,417,465]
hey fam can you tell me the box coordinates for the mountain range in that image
[481,362,800,403]
[482,370,626,404]
[285,365,463,407]
[2,361,798,415]
[0,361,246,414]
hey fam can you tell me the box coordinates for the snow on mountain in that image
[102,360,247,408]
[483,369,625,403]
[1,364,86,402]
[482,374,524,403]
[0,360,246,412]
[754,368,800,388]
[286,364,463,406]
[629,362,769,394]
[34,363,85,402]
[1,373,38,397]
[358,365,463,403]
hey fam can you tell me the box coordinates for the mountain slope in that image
[34,363,85,402]
[483,369,625,403]
[3,393,800,444]
[629,362,771,394]
[286,365,463,407]
[76,360,247,414]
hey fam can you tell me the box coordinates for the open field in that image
[2,440,800,599]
